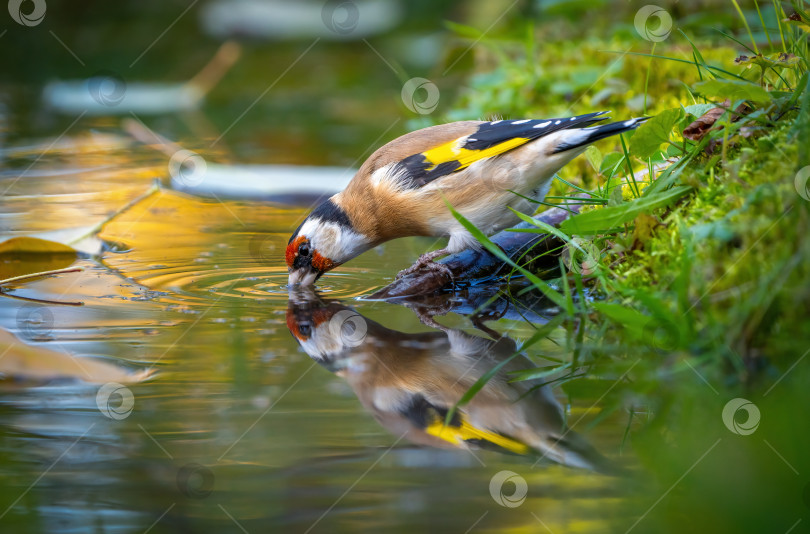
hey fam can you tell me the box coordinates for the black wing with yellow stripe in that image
[396,111,610,188]
[400,394,533,455]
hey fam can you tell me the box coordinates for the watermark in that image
[96,382,135,420]
[561,238,603,276]
[321,0,359,35]
[249,233,277,266]
[8,0,45,26]
[489,470,528,508]
[794,166,810,201]
[401,77,440,115]
[168,149,207,187]
[641,317,680,352]
[328,309,367,347]
[87,71,126,107]
[177,463,215,499]
[634,5,673,42]
[483,157,524,193]
[16,305,54,340]
[722,398,760,436]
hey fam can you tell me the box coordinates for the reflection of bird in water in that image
[286,289,612,472]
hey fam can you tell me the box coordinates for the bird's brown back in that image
[336,121,482,242]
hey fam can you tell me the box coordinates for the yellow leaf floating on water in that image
[0,237,80,285]
[0,225,106,256]
[0,236,79,255]
[0,328,154,384]
[0,186,158,285]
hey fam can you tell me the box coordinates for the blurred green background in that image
[1,1,809,533]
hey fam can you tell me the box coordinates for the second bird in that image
[286,111,647,286]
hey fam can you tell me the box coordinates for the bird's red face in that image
[286,235,337,286]
[285,291,335,344]
[286,197,370,286]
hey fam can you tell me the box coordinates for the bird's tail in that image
[552,117,649,153]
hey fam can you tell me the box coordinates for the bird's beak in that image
[288,266,322,287]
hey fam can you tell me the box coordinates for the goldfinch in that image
[286,289,610,469]
[287,111,647,285]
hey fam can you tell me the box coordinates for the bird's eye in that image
[299,243,310,257]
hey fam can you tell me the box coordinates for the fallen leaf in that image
[683,105,727,141]
[0,328,154,384]
[0,236,80,283]
[0,225,106,256]
[0,236,79,255]
[0,229,99,286]
[784,12,810,33]
[0,185,157,286]
[682,100,751,141]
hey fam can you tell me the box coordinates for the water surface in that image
[0,137,636,533]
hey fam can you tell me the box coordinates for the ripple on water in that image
[105,261,382,305]
[95,190,385,304]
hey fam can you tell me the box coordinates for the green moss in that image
[443,21,809,382]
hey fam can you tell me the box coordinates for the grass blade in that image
[444,314,565,424]
[602,50,748,81]
[754,0,774,49]
[446,201,566,307]
[731,0,759,54]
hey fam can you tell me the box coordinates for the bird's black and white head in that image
[286,197,371,286]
